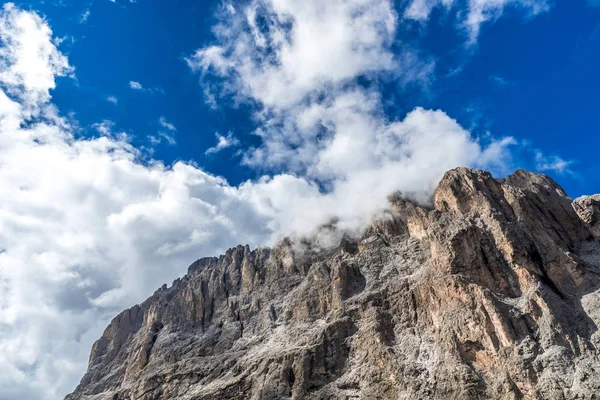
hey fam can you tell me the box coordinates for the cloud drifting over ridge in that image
[0,1,558,399]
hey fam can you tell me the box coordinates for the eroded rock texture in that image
[66,168,600,400]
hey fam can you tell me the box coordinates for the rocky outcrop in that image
[574,194,600,239]
[66,168,600,400]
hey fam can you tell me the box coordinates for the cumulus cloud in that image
[190,0,514,192]
[205,131,240,155]
[404,0,551,43]
[0,3,73,114]
[241,108,517,238]
[0,5,271,398]
[187,0,402,109]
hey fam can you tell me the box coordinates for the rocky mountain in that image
[66,168,600,400]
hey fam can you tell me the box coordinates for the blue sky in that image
[1,0,600,399]
[12,0,600,195]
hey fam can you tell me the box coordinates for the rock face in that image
[574,195,600,239]
[66,168,600,400]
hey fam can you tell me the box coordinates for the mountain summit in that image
[66,168,600,400]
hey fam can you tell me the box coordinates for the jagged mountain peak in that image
[67,168,600,400]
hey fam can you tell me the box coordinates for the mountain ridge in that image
[66,168,600,400]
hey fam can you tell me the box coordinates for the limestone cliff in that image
[66,168,600,400]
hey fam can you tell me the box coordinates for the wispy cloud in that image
[148,132,176,145]
[404,0,454,21]
[129,80,165,94]
[489,75,514,87]
[404,0,551,44]
[79,7,91,23]
[92,120,115,135]
[536,151,573,174]
[158,116,176,132]
[148,117,177,145]
[106,95,118,105]
[205,132,240,155]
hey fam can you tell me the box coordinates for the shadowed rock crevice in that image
[67,168,600,400]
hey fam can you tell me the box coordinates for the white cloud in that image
[0,3,73,116]
[92,119,115,135]
[158,116,177,131]
[535,151,573,174]
[404,0,551,43]
[205,131,240,155]
[149,117,177,145]
[187,0,402,109]
[80,8,91,23]
[148,132,177,146]
[106,95,118,104]
[129,80,165,94]
[489,75,513,87]
[190,0,513,184]
[476,136,517,171]
[0,5,272,398]
[129,80,143,90]
[404,0,454,21]
[464,0,550,43]
[240,107,517,238]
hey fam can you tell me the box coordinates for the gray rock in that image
[574,194,600,239]
[66,168,600,400]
